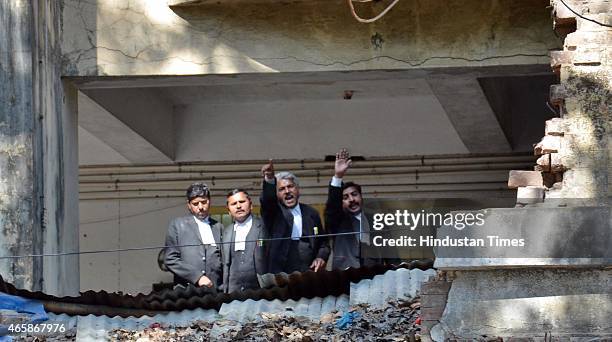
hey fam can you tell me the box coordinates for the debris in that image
[107,298,422,341]
[335,311,361,330]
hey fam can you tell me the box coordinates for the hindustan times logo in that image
[372,210,485,231]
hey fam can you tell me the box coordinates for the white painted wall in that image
[79,198,184,294]
[174,93,468,161]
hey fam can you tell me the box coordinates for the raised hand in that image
[334,148,352,178]
[261,159,275,181]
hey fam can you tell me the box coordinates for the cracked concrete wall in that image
[0,1,79,295]
[61,0,560,76]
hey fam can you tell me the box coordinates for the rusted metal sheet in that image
[0,259,433,317]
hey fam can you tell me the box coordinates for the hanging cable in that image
[347,0,401,23]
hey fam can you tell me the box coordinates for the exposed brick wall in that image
[420,276,452,341]
[509,0,610,206]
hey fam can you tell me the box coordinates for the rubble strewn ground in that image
[109,298,421,342]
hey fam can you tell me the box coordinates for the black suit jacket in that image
[325,184,381,270]
[221,215,268,293]
[260,180,330,274]
[164,215,223,291]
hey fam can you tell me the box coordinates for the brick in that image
[536,154,565,173]
[550,51,575,69]
[534,135,562,155]
[545,117,566,135]
[420,281,451,295]
[508,170,544,189]
[421,294,448,308]
[516,186,545,204]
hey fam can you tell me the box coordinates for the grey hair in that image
[275,171,299,187]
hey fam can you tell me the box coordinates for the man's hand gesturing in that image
[261,159,275,182]
[334,148,352,179]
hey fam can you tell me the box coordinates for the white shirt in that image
[193,216,216,246]
[290,205,303,240]
[266,178,303,240]
[233,215,253,251]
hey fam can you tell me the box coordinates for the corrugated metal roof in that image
[0,260,433,317]
[48,309,218,341]
[350,268,436,307]
[218,295,349,322]
[26,267,435,339]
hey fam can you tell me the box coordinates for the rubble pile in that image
[107,298,422,341]
[111,321,213,342]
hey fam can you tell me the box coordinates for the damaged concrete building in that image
[0,0,609,339]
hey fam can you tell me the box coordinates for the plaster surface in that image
[61,0,560,76]
[433,206,611,266]
[432,269,612,339]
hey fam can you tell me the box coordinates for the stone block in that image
[534,135,562,155]
[508,170,543,189]
[516,186,545,205]
[545,117,566,136]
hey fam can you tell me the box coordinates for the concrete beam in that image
[78,92,173,163]
[427,75,512,153]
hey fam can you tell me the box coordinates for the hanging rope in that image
[347,0,401,23]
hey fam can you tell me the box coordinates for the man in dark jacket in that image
[260,160,330,274]
[325,148,380,270]
[222,189,267,293]
[164,183,223,291]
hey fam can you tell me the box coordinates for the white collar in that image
[234,215,253,230]
[289,205,301,215]
[193,215,210,224]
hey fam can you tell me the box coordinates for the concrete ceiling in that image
[75,66,555,165]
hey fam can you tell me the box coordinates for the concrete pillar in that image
[0,0,79,295]
[0,0,43,291]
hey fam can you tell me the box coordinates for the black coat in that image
[164,215,223,292]
[260,181,330,274]
[324,184,381,270]
[221,215,268,293]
